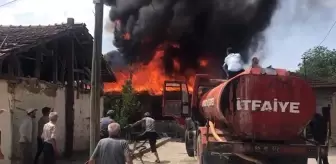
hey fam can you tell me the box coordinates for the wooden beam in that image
[18,55,36,61]
[52,42,58,83]
[0,59,3,75]
[60,57,66,83]
[73,69,85,74]
[71,32,85,50]
[64,37,75,157]
[74,54,80,99]
[7,55,21,76]
[14,55,22,77]
[34,49,42,78]
[8,57,13,76]
[80,41,92,45]
[40,44,53,56]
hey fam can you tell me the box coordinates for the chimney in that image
[67,18,75,25]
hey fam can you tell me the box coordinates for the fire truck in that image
[162,67,329,164]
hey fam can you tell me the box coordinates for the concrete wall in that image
[0,81,12,163]
[11,81,62,159]
[73,93,103,151]
[331,94,336,146]
[314,88,336,114]
[0,79,103,163]
[314,88,336,146]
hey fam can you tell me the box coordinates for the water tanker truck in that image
[162,67,329,164]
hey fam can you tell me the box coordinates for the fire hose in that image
[208,121,263,164]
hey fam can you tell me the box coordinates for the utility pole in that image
[90,0,104,155]
[302,56,307,79]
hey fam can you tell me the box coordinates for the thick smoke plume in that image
[104,0,278,74]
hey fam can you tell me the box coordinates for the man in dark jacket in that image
[100,110,116,139]
[310,108,330,164]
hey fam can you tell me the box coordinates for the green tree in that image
[297,46,336,79]
[110,79,141,127]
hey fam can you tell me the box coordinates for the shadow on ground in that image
[138,160,170,164]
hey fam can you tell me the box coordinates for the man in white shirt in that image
[41,112,58,164]
[19,108,37,164]
[223,53,245,79]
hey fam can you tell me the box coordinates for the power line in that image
[318,19,336,46]
[0,0,18,8]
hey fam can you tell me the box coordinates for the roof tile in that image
[289,72,336,88]
[0,24,88,55]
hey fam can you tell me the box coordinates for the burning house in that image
[102,0,278,118]
[0,18,115,163]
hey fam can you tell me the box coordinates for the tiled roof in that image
[289,72,336,88]
[0,23,91,56]
[0,22,116,82]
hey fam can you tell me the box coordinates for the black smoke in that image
[104,0,278,75]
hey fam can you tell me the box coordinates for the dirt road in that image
[134,141,336,164]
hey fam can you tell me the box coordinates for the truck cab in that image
[162,80,190,129]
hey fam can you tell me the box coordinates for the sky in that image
[1,0,336,71]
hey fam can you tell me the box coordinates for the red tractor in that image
[162,67,329,164]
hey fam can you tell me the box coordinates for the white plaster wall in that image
[73,92,103,151]
[314,88,336,146]
[10,86,104,156]
[314,88,336,114]
[0,81,12,164]
[11,83,61,159]
[0,78,105,164]
[331,93,336,146]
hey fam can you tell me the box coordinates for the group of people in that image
[86,110,160,164]
[19,107,58,164]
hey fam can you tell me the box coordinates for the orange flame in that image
[123,33,131,40]
[199,59,208,67]
[104,50,197,95]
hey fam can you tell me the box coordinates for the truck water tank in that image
[199,69,315,141]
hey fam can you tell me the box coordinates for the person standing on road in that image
[34,107,51,164]
[100,110,116,139]
[130,112,161,163]
[19,108,37,164]
[86,123,133,164]
[310,111,329,164]
[41,112,59,164]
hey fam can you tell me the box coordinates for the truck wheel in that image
[185,131,194,157]
[196,134,202,164]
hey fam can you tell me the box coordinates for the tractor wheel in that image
[185,131,194,157]
[196,134,202,164]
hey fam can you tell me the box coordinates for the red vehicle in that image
[162,67,329,164]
